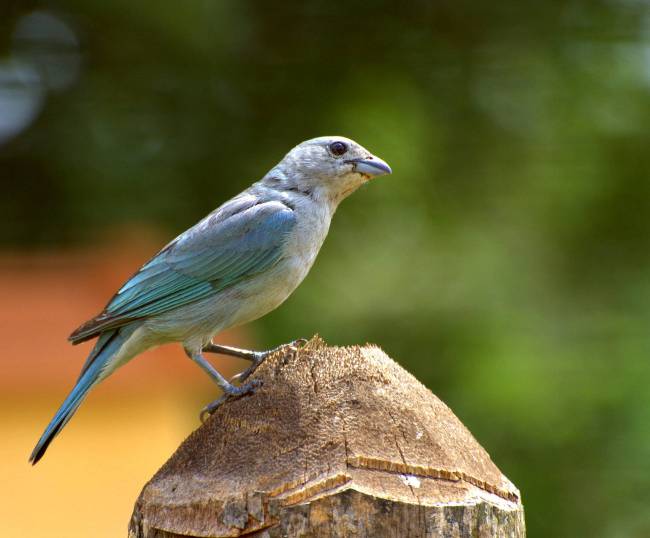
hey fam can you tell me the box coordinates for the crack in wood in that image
[345,455,520,503]
[386,408,420,505]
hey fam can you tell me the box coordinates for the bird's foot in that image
[198,338,308,422]
[199,379,262,423]
[291,337,309,348]
[230,338,308,384]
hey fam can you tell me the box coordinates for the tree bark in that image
[129,337,525,538]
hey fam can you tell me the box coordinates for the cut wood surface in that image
[129,336,525,537]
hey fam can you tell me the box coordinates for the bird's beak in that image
[346,156,392,177]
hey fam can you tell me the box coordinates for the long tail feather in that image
[29,327,133,464]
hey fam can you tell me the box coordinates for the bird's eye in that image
[329,141,348,156]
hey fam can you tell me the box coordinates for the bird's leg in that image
[203,339,308,384]
[185,349,261,421]
[203,342,264,361]
[195,340,307,422]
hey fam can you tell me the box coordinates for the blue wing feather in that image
[69,198,296,343]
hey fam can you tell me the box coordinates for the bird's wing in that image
[69,199,296,343]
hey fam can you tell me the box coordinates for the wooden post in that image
[129,337,525,537]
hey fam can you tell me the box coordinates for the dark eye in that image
[329,141,348,156]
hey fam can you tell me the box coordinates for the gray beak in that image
[346,156,392,177]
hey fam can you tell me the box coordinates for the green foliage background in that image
[3,1,650,535]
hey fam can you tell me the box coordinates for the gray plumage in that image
[31,135,391,464]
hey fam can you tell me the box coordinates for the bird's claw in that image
[199,379,263,423]
[229,371,246,384]
[275,338,308,359]
[279,338,307,362]
[229,354,265,384]
[229,338,308,385]
[199,396,227,423]
[230,378,262,396]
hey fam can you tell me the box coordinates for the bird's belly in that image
[146,255,310,348]
[226,256,311,327]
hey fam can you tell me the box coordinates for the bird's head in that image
[264,136,391,207]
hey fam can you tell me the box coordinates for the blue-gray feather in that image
[69,200,295,343]
[30,324,138,464]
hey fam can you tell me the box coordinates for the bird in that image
[29,136,391,464]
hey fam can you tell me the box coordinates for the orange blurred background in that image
[0,235,253,537]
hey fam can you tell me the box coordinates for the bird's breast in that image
[225,200,332,327]
[284,199,332,274]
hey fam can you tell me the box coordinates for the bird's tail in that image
[29,326,135,465]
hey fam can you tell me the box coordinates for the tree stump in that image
[129,337,525,537]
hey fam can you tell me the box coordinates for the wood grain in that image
[129,336,525,537]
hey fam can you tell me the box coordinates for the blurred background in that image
[1,0,649,536]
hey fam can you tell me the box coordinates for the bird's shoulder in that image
[167,189,295,253]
